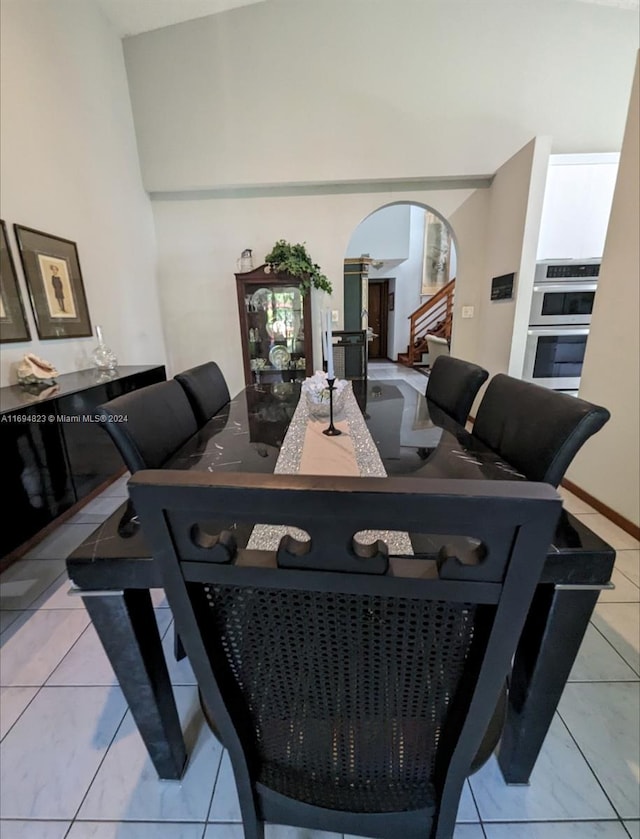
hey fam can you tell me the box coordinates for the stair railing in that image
[406,279,456,365]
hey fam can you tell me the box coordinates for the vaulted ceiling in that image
[96,0,266,37]
[96,0,638,38]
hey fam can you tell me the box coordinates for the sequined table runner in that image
[248,384,414,555]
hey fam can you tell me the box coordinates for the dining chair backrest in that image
[426,355,489,426]
[472,373,611,487]
[130,469,561,839]
[174,361,230,427]
[97,379,198,474]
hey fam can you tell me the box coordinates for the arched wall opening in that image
[343,201,458,362]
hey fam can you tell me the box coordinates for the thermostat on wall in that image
[491,273,516,301]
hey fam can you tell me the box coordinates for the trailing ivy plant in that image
[265,240,332,296]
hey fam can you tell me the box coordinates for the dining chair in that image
[97,379,198,474]
[425,355,489,426]
[174,361,231,427]
[130,469,561,839]
[96,379,200,660]
[472,373,611,486]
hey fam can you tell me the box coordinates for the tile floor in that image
[1,362,638,838]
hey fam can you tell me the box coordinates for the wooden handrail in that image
[406,278,456,365]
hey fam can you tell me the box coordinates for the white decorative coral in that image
[16,353,59,386]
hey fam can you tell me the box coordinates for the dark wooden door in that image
[367,281,388,358]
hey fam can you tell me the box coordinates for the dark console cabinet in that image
[0,365,166,558]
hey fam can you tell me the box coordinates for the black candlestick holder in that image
[322,377,342,436]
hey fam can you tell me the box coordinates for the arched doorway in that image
[343,202,457,364]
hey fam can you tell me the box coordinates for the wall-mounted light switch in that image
[332,310,339,323]
[461,306,474,319]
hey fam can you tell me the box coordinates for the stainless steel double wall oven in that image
[523,259,600,393]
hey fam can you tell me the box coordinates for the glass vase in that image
[91,325,118,371]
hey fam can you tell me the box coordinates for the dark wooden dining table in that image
[66,378,615,786]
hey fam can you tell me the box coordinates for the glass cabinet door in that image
[238,274,312,386]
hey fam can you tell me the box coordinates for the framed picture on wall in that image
[421,211,451,295]
[14,225,92,340]
[0,220,31,343]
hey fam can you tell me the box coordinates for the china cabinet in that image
[236,265,313,387]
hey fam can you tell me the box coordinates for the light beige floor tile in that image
[469,715,616,821]
[599,568,640,603]
[559,487,598,516]
[616,551,640,588]
[559,683,640,819]
[568,624,638,682]
[0,610,22,634]
[0,686,39,740]
[0,609,90,686]
[203,827,244,839]
[46,609,172,686]
[592,603,640,674]
[624,821,640,839]
[0,821,71,839]
[78,686,223,822]
[573,514,640,551]
[0,560,67,611]
[0,686,128,819]
[27,571,86,610]
[67,822,205,838]
[67,495,128,524]
[98,472,131,498]
[151,588,169,608]
[484,822,629,838]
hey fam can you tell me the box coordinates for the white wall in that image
[151,190,473,397]
[569,55,640,527]
[346,204,411,260]
[537,154,620,260]
[388,207,428,360]
[449,138,551,382]
[448,189,490,365]
[123,0,638,191]
[0,0,166,387]
[346,203,428,359]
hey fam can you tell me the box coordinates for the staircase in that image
[398,278,455,367]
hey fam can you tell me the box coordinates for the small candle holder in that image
[322,377,342,436]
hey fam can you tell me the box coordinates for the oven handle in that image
[532,282,598,293]
[527,326,590,337]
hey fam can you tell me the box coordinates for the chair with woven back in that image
[130,469,561,839]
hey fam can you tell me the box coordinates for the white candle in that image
[326,310,335,380]
[321,314,328,373]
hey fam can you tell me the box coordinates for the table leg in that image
[498,585,600,784]
[81,588,187,780]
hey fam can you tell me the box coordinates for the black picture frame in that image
[14,225,92,340]
[0,220,31,343]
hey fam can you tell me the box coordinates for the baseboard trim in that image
[561,478,640,541]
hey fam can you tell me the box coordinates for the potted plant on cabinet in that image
[265,240,333,296]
